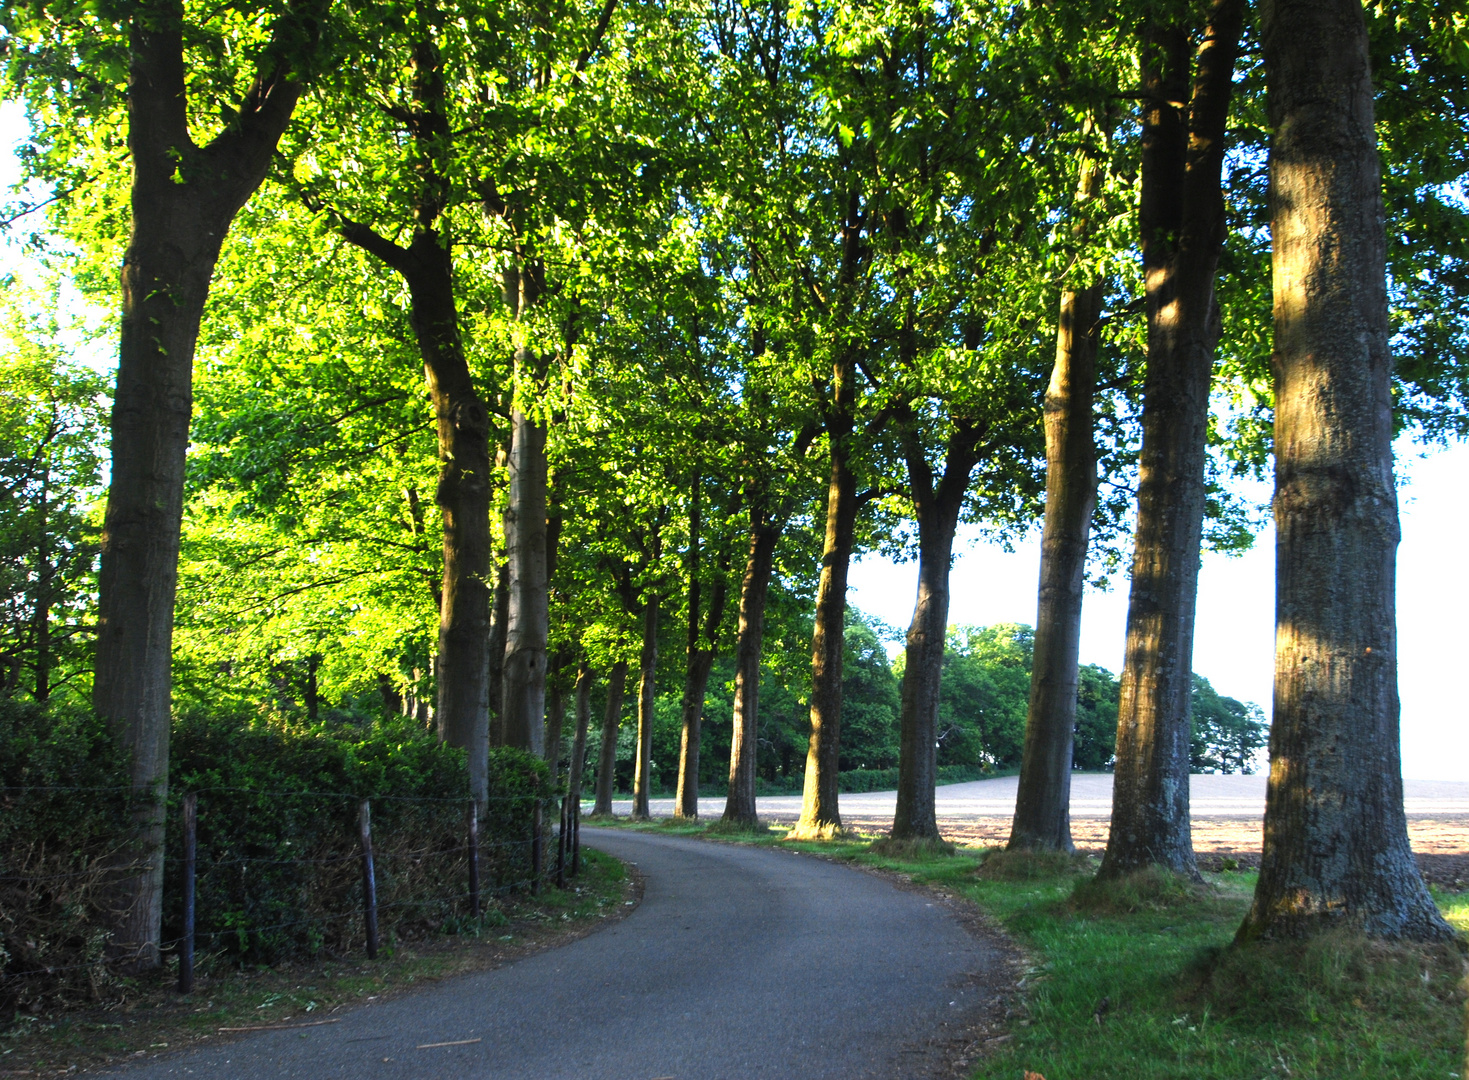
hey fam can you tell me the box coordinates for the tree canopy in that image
[1,0,1465,962]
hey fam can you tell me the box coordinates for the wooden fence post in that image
[178,793,196,994]
[359,800,378,959]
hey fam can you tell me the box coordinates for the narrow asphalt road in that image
[113,829,1002,1080]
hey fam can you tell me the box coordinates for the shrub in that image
[1,703,547,1009]
[163,714,549,965]
[0,699,134,1010]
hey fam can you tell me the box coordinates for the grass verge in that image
[591,815,1468,1079]
[0,848,634,1077]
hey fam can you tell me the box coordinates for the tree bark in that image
[305,654,321,722]
[544,677,565,777]
[795,361,858,836]
[487,557,509,746]
[631,596,660,819]
[501,405,548,755]
[1238,0,1453,942]
[95,3,306,970]
[723,508,781,825]
[377,673,403,715]
[1100,0,1244,880]
[675,477,728,819]
[891,422,983,841]
[1009,281,1102,852]
[569,663,593,811]
[32,474,51,703]
[593,660,629,814]
[338,32,492,810]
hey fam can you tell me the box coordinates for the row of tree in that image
[1,0,1464,965]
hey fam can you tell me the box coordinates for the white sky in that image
[4,102,1464,781]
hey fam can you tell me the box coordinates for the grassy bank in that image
[0,849,633,1076]
[596,816,1468,1080]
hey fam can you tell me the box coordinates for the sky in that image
[3,105,1464,781]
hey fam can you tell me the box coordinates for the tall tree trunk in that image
[32,475,50,703]
[94,5,305,970]
[545,679,565,777]
[631,596,660,819]
[891,423,982,841]
[305,654,321,722]
[723,509,781,825]
[502,405,548,754]
[569,663,593,811]
[675,477,728,819]
[675,472,703,819]
[675,647,717,818]
[795,369,858,836]
[427,314,492,802]
[1100,0,1244,880]
[339,33,492,810]
[593,660,629,814]
[377,673,403,714]
[1238,0,1453,942]
[487,557,509,746]
[1009,281,1102,852]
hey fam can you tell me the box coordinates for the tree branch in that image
[576,0,620,74]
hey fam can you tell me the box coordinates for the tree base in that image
[708,817,769,835]
[1191,929,1467,1033]
[868,835,955,858]
[785,821,849,842]
[978,848,1089,882]
[1071,865,1209,915]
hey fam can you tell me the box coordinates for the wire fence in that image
[0,781,584,1006]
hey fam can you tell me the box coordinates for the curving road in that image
[114,829,1002,1080]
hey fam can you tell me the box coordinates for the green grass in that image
[0,849,632,1075]
[595,816,1469,1080]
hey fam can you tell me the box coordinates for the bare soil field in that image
[625,774,1469,889]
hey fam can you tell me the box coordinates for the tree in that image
[835,611,901,770]
[172,180,446,727]
[1007,272,1100,851]
[674,473,733,818]
[937,624,1033,769]
[796,0,1055,842]
[1072,663,1122,770]
[1238,0,1453,942]
[0,292,108,704]
[3,0,334,968]
[1188,674,1266,774]
[1100,0,1247,881]
[1008,112,1119,851]
[317,11,497,797]
[592,659,630,813]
